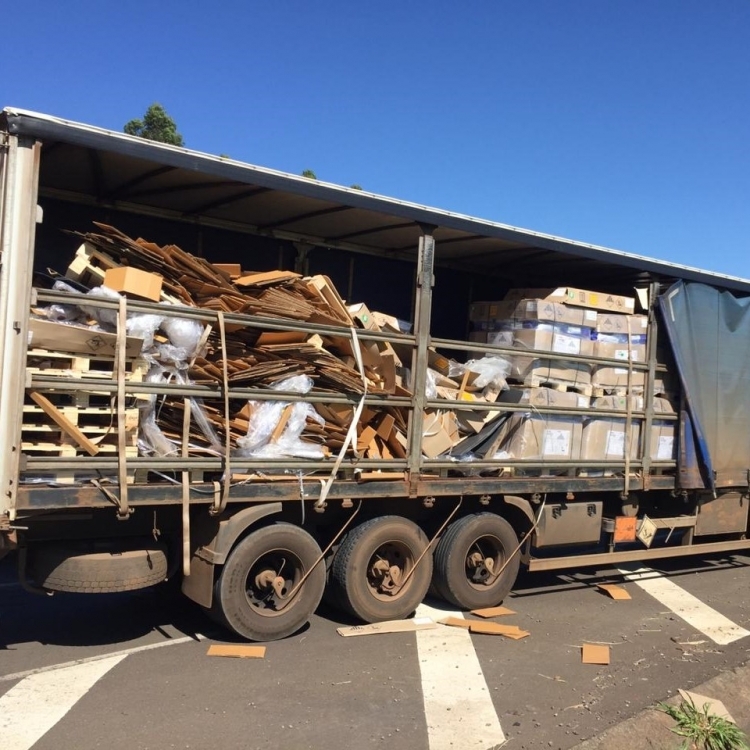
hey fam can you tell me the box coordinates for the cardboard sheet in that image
[597,584,632,600]
[337,618,436,637]
[470,606,517,618]
[207,645,266,659]
[438,617,472,629]
[469,622,529,639]
[678,689,735,724]
[581,644,610,664]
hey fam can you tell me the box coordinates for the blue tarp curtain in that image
[659,281,750,491]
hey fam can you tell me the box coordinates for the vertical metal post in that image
[0,135,41,521]
[407,231,436,484]
[640,281,661,484]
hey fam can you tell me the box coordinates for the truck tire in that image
[28,543,168,593]
[212,523,325,642]
[432,513,520,610]
[330,516,433,623]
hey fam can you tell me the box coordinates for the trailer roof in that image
[4,106,749,294]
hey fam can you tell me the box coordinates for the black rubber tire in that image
[330,516,433,623]
[432,513,520,610]
[213,523,325,642]
[28,542,168,593]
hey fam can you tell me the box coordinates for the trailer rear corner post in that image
[0,134,41,524]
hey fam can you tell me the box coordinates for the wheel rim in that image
[244,548,305,617]
[464,534,506,591]
[366,541,414,602]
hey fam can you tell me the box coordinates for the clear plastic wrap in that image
[461,356,511,391]
[137,364,180,456]
[127,313,165,350]
[425,368,438,399]
[79,284,122,328]
[160,315,204,357]
[236,375,325,459]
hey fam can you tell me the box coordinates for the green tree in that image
[301,169,317,179]
[124,104,184,146]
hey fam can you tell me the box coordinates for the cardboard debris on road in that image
[470,606,517,618]
[581,644,611,664]
[469,622,530,639]
[597,584,632,600]
[677,689,735,724]
[337,617,437,637]
[207,645,266,659]
[438,617,472,629]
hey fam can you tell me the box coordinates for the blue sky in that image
[5,1,750,276]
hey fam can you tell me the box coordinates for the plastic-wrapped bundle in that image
[236,375,325,459]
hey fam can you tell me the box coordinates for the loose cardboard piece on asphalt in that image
[337,617,436,637]
[207,645,266,659]
[678,689,735,724]
[597,584,632,600]
[469,621,530,639]
[471,606,517,618]
[439,617,472,629]
[582,644,611,664]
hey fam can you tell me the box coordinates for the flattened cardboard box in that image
[420,411,459,458]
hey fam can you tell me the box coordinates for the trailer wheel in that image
[330,516,433,623]
[432,513,520,610]
[212,523,325,642]
[28,542,168,593]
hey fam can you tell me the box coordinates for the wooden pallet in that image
[21,441,139,458]
[26,349,149,382]
[22,405,139,446]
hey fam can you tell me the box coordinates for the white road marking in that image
[619,566,750,645]
[0,653,126,750]
[415,602,506,750]
[0,633,205,683]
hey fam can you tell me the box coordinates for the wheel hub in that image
[466,541,501,585]
[369,545,411,596]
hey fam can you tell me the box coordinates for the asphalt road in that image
[2,550,750,750]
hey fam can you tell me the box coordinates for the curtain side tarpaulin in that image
[659,281,750,491]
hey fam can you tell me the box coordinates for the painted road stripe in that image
[620,566,750,645]
[0,653,126,750]
[0,633,206,683]
[415,603,505,750]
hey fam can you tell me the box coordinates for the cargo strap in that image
[315,327,367,510]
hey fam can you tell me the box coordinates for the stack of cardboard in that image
[23,224,508,482]
[469,286,677,468]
